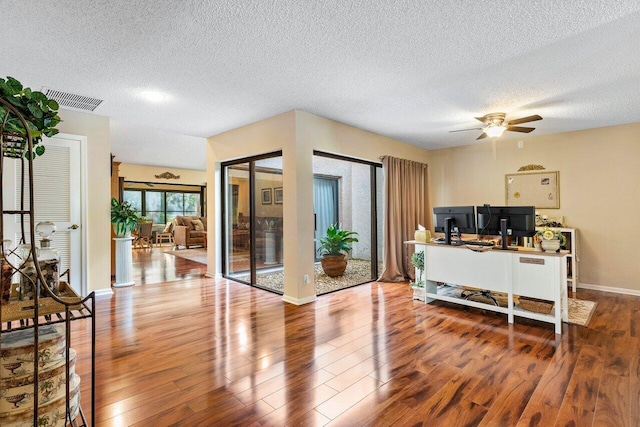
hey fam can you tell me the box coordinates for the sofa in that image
[173,215,207,249]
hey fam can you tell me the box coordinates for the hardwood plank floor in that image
[68,247,639,426]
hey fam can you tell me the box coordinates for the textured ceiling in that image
[2,1,640,170]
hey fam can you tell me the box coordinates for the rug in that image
[167,248,207,265]
[567,298,597,326]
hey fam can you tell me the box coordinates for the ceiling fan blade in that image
[474,116,488,124]
[506,115,542,126]
[476,133,488,140]
[449,127,483,133]
[506,126,535,133]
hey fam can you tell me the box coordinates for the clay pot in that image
[320,254,347,277]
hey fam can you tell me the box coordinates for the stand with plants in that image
[111,198,140,287]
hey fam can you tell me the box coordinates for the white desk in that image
[411,242,568,334]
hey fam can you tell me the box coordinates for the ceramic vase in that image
[540,239,560,253]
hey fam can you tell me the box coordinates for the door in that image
[222,152,284,293]
[4,134,84,294]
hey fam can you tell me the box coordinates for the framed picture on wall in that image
[261,188,272,205]
[274,187,283,204]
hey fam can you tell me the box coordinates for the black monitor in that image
[433,206,476,245]
[476,205,536,250]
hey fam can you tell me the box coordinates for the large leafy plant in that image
[111,198,141,236]
[316,224,359,257]
[0,76,61,158]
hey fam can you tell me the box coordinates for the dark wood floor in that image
[72,247,639,426]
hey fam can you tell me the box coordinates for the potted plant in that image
[316,224,358,277]
[535,227,566,253]
[0,76,61,159]
[409,250,426,301]
[111,198,140,237]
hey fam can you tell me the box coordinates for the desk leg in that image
[425,280,437,303]
[506,262,514,325]
[561,259,569,323]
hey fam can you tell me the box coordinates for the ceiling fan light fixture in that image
[485,125,506,138]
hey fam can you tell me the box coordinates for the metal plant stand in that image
[1,98,96,426]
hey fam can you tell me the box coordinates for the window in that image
[123,189,202,224]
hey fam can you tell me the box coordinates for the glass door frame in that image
[313,151,382,282]
[221,150,283,287]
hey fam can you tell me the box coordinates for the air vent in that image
[42,88,104,112]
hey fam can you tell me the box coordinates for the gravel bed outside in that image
[231,259,382,295]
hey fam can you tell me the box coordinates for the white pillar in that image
[113,237,135,287]
[264,231,276,264]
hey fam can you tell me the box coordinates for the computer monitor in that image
[433,206,476,245]
[476,205,536,250]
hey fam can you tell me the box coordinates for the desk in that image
[410,242,568,334]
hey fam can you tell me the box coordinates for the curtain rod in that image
[379,155,427,167]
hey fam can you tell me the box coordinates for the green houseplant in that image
[0,76,61,159]
[409,250,425,289]
[535,227,566,253]
[111,198,140,237]
[409,250,426,301]
[316,224,359,277]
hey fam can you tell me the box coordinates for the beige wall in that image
[119,163,206,185]
[428,122,640,293]
[207,110,431,303]
[57,109,111,293]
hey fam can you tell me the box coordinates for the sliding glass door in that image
[224,162,250,277]
[313,152,383,294]
[222,152,284,294]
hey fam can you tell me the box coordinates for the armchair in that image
[173,215,207,249]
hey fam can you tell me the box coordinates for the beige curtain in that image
[379,156,428,282]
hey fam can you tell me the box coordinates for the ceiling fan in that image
[450,112,543,140]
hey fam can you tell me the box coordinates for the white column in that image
[264,231,276,264]
[113,237,135,287]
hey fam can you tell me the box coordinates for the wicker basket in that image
[518,296,554,314]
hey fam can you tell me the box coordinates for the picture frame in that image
[274,187,283,204]
[505,171,560,209]
[261,188,272,205]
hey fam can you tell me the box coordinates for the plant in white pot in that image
[535,227,566,253]
[409,250,426,301]
[111,198,140,237]
[316,224,359,277]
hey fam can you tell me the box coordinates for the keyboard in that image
[462,240,495,247]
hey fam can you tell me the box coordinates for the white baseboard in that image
[282,294,317,305]
[578,282,640,296]
[93,288,114,297]
[205,271,222,279]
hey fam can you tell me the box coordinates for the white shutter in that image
[13,140,80,291]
